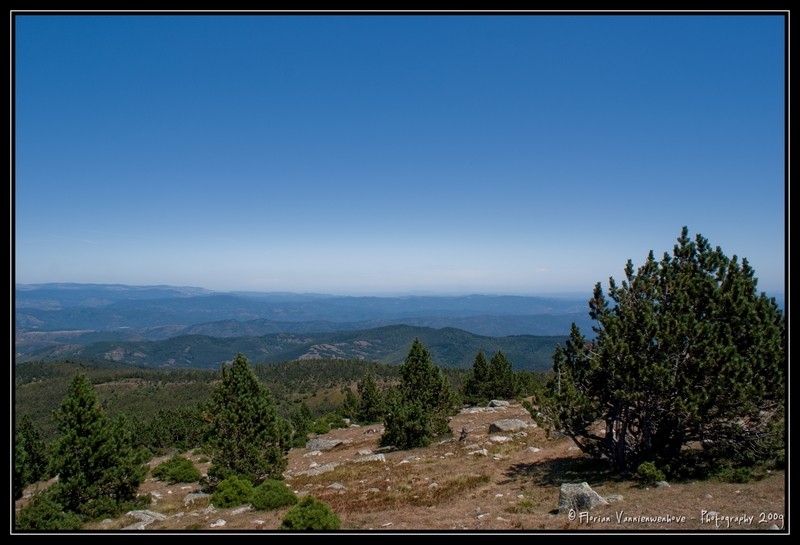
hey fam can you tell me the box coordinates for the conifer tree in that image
[488,351,520,400]
[381,338,457,449]
[533,227,785,471]
[204,353,290,486]
[462,350,491,404]
[339,387,361,421]
[50,373,148,516]
[14,414,50,499]
[290,401,313,448]
[356,370,385,424]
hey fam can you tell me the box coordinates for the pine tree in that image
[339,387,361,421]
[50,373,148,517]
[381,338,457,449]
[356,371,385,424]
[14,414,50,499]
[290,402,313,448]
[488,351,520,400]
[204,353,290,486]
[533,228,785,471]
[462,350,491,404]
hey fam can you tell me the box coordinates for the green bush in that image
[15,485,84,531]
[310,420,331,435]
[152,456,201,484]
[324,413,347,430]
[714,464,753,484]
[211,476,254,508]
[635,461,666,486]
[251,480,298,511]
[280,495,340,530]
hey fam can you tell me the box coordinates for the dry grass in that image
[16,401,786,533]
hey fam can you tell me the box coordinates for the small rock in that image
[303,450,322,457]
[527,447,542,453]
[428,482,439,489]
[327,482,346,490]
[656,481,670,488]
[295,462,338,476]
[210,519,226,527]
[354,454,386,463]
[382,522,393,527]
[489,400,510,407]
[357,449,373,456]
[365,488,380,494]
[468,449,488,457]
[489,435,512,443]
[231,505,252,515]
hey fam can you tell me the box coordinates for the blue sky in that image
[14,13,786,296]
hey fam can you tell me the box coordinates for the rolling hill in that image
[17,325,567,371]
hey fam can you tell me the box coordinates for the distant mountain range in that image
[14,283,597,370]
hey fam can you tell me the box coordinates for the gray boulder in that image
[489,419,529,433]
[306,438,350,451]
[557,482,609,513]
[354,453,386,463]
[489,400,510,408]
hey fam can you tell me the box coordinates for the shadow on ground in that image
[503,454,623,487]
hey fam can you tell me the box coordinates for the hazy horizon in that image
[14,13,786,296]
[13,281,785,304]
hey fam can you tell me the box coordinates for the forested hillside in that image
[17,325,566,371]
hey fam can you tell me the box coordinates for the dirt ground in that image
[18,401,787,533]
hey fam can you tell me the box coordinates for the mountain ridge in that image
[17,324,567,372]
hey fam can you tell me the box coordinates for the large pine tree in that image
[462,350,491,404]
[381,338,457,449]
[204,353,290,486]
[488,351,520,400]
[534,227,785,471]
[50,373,148,516]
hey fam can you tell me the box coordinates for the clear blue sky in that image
[14,13,786,296]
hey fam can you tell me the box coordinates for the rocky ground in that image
[18,401,787,532]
